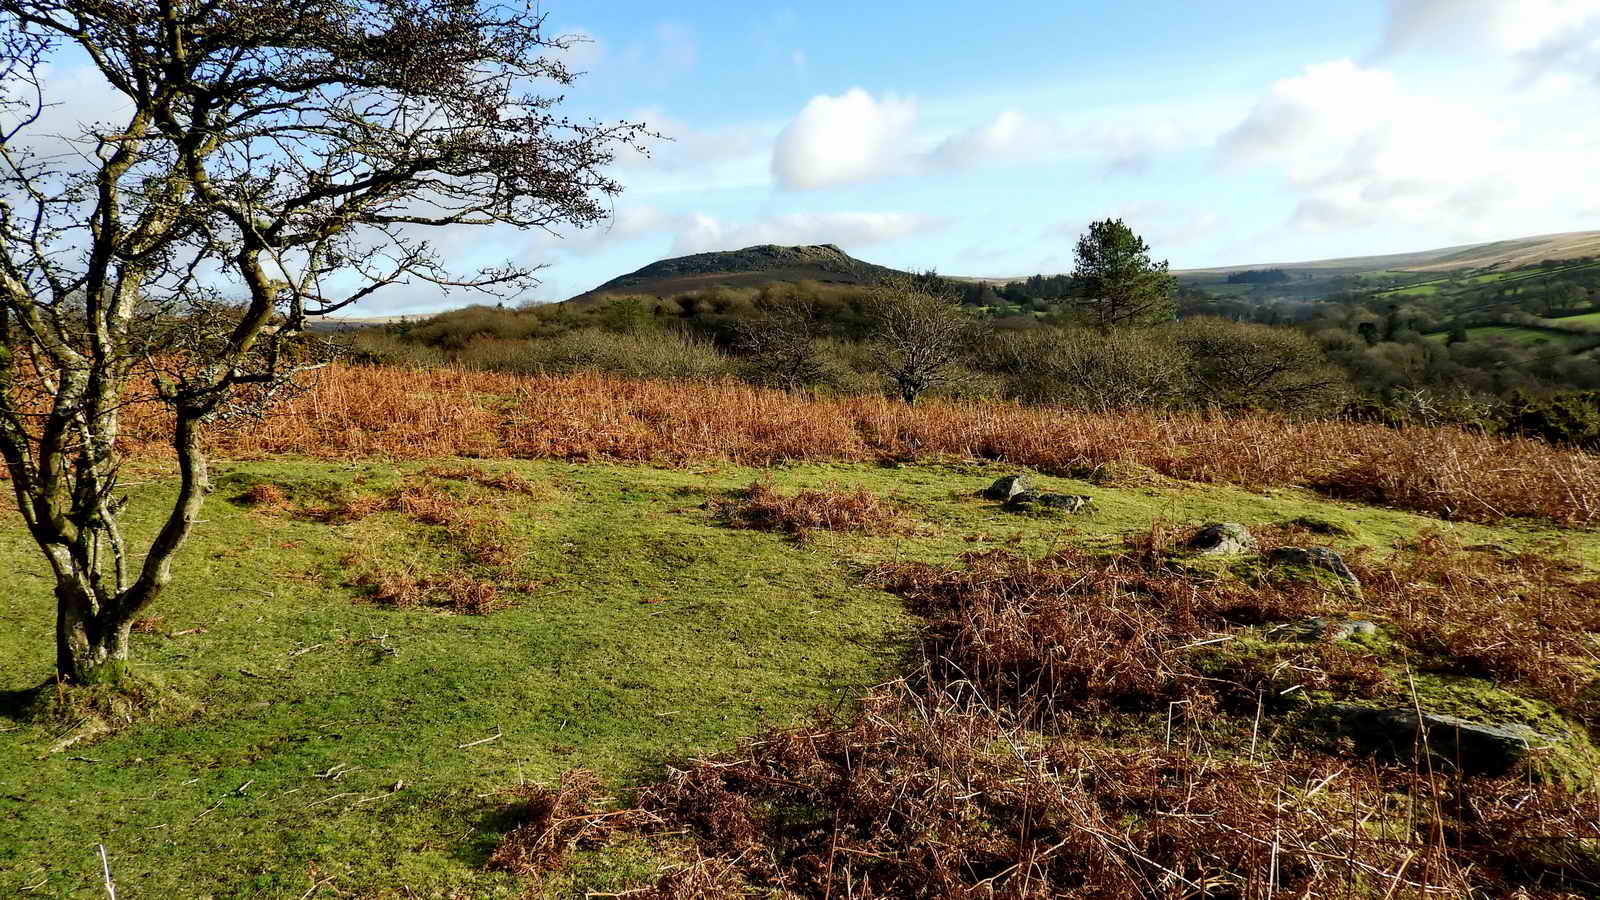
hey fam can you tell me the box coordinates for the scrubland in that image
[4,364,1599,897]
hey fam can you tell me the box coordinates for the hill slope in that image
[1176,230,1600,278]
[568,243,907,302]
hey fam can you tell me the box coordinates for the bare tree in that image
[1179,317,1350,414]
[0,0,647,684]
[735,294,829,393]
[867,275,983,405]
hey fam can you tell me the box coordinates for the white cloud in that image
[927,110,1031,169]
[669,211,946,255]
[1381,0,1600,55]
[1380,0,1600,85]
[1218,59,1600,236]
[771,88,918,190]
[771,89,1198,191]
[1,63,134,153]
[1219,61,1403,166]
[553,27,605,73]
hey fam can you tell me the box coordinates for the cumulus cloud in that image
[1218,58,1600,235]
[1379,0,1600,84]
[926,110,1032,169]
[771,89,1195,191]
[1381,0,1600,54]
[669,211,946,255]
[771,89,918,190]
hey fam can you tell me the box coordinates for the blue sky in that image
[20,0,1600,310]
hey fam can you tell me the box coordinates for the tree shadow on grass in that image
[0,681,49,726]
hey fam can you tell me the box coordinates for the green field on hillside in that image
[1426,324,1600,350]
[1379,260,1600,299]
[1552,310,1600,329]
[5,457,1599,897]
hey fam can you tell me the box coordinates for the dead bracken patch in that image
[716,479,899,538]
[344,556,509,616]
[509,532,1600,898]
[627,682,1600,899]
[422,464,541,496]
[486,770,657,875]
[238,483,288,508]
[120,363,1600,524]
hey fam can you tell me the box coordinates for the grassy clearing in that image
[6,454,1596,896]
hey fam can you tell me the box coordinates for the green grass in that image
[4,456,1599,897]
[1550,310,1600,329]
[1426,324,1600,350]
[1378,260,1600,299]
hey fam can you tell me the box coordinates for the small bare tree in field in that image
[0,0,647,684]
[867,275,984,405]
[735,294,829,393]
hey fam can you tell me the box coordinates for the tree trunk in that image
[55,579,133,685]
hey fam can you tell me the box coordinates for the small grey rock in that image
[983,474,1033,501]
[1265,616,1379,643]
[1005,491,1092,513]
[1321,704,1551,775]
[1268,546,1360,587]
[1189,523,1255,555]
[1039,493,1093,512]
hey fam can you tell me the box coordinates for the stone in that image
[1265,616,1379,642]
[1005,491,1092,513]
[1268,546,1360,588]
[1321,704,1551,775]
[982,474,1033,501]
[1286,515,1352,537]
[1188,523,1255,555]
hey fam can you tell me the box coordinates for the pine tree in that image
[1072,219,1178,330]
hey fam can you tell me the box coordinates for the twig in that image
[457,727,502,749]
[289,643,324,658]
[298,874,335,899]
[191,797,226,824]
[305,791,357,809]
[97,844,116,900]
